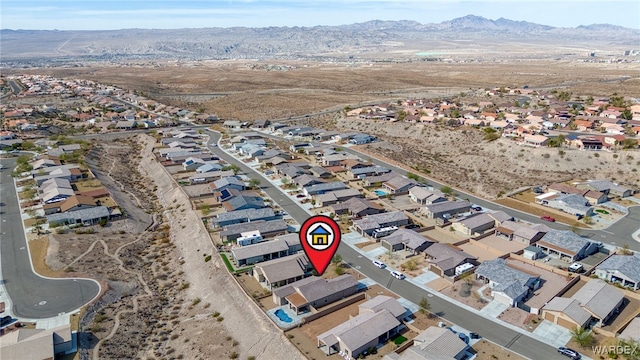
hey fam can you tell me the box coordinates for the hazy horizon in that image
[2,0,639,31]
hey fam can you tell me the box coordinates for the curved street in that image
[0,157,100,319]
[205,130,567,360]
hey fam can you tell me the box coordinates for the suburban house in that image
[252,253,311,289]
[315,188,363,207]
[424,243,478,278]
[575,180,633,198]
[409,187,447,205]
[495,221,549,245]
[272,275,359,314]
[303,181,349,196]
[231,234,302,267]
[352,211,409,236]
[220,219,288,241]
[523,134,548,147]
[362,172,401,187]
[317,295,405,359]
[211,208,277,228]
[0,324,73,360]
[384,326,471,360]
[189,170,235,184]
[309,166,332,179]
[347,166,390,179]
[222,195,266,212]
[535,230,598,262]
[210,177,245,193]
[330,197,384,218]
[380,229,433,255]
[47,206,111,226]
[422,200,471,219]
[475,258,540,307]
[452,213,496,236]
[542,279,624,330]
[293,174,323,188]
[544,194,594,217]
[382,177,417,195]
[594,254,640,290]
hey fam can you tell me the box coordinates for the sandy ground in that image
[138,134,304,360]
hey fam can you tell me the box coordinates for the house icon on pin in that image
[310,225,330,246]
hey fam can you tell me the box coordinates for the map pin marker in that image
[299,215,342,276]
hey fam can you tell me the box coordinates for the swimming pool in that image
[274,309,293,323]
[374,189,389,196]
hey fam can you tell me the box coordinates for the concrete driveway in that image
[532,320,572,348]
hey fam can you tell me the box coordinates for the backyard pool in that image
[274,309,292,323]
[374,189,389,196]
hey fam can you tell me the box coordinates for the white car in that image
[372,260,386,269]
[391,271,405,280]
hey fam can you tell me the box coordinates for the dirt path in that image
[137,134,304,360]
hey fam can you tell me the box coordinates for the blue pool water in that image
[374,189,389,196]
[274,309,293,323]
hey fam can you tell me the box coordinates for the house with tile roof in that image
[317,295,405,359]
[272,275,359,314]
[252,253,311,289]
[535,230,598,262]
[542,279,624,330]
[384,326,471,360]
[475,258,540,307]
[594,254,640,290]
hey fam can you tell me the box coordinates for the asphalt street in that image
[205,130,566,360]
[255,131,640,251]
[0,157,100,319]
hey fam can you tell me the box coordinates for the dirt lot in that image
[439,279,488,311]
[472,339,526,360]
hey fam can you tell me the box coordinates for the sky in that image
[2,0,639,31]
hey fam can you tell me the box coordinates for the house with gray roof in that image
[535,230,598,262]
[231,234,301,267]
[384,326,471,360]
[212,208,276,228]
[272,275,359,314]
[195,162,223,173]
[380,228,433,254]
[475,258,540,307]
[352,211,409,236]
[317,295,404,359]
[422,200,471,219]
[496,221,548,245]
[347,166,390,179]
[545,193,594,216]
[47,206,111,226]
[576,180,633,198]
[452,213,495,236]
[211,176,245,192]
[220,219,288,241]
[222,195,265,212]
[362,171,402,187]
[594,254,640,290]
[188,170,234,184]
[542,279,624,329]
[252,253,311,289]
[293,174,323,188]
[303,181,348,196]
[309,166,332,179]
[409,187,447,205]
[315,188,363,207]
[424,243,478,278]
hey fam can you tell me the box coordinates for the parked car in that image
[391,271,405,280]
[0,316,13,327]
[372,260,386,269]
[568,263,584,273]
[558,347,581,359]
[471,205,483,212]
[541,215,556,222]
[405,224,420,230]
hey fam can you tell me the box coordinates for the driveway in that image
[532,320,573,348]
[0,158,100,319]
[206,130,568,360]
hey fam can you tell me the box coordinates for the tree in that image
[620,138,638,149]
[331,254,343,265]
[334,266,344,276]
[419,297,431,315]
[570,327,593,347]
[440,186,454,197]
[248,178,261,189]
[222,164,240,175]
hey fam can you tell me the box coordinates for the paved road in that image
[255,131,640,251]
[205,130,566,360]
[0,158,100,319]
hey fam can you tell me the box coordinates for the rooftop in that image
[425,200,471,214]
[596,254,640,283]
[231,238,290,260]
[537,230,591,256]
[353,211,408,231]
[220,219,288,237]
[571,279,624,319]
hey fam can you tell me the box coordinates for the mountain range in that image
[2,15,638,62]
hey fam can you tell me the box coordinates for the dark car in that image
[405,224,420,229]
[1,316,13,327]
[558,347,581,359]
